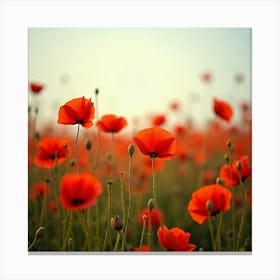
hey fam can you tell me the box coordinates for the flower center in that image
[149,152,158,158]
[71,198,85,206]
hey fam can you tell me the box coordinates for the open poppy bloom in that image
[34,137,70,169]
[133,127,176,159]
[219,155,252,187]
[187,184,232,224]
[96,114,127,133]
[213,98,233,121]
[59,173,103,211]
[138,207,165,228]
[29,182,51,200]
[151,114,166,126]
[29,82,45,94]
[57,96,95,128]
[157,226,196,251]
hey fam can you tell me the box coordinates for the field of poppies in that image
[28,74,252,252]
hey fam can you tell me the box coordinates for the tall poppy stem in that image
[77,211,92,251]
[39,182,49,227]
[95,203,100,250]
[215,213,223,251]
[110,132,115,177]
[139,215,147,249]
[208,215,216,251]
[103,180,113,251]
[124,154,132,238]
[236,172,247,250]
[75,124,80,173]
[62,211,73,251]
[151,157,157,202]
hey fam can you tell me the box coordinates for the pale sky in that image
[28,28,251,131]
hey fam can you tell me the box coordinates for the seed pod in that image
[128,144,135,157]
[110,215,123,231]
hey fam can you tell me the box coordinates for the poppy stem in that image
[113,234,121,251]
[236,173,247,250]
[75,124,80,173]
[110,132,115,176]
[208,215,216,251]
[95,203,100,250]
[77,211,92,251]
[39,181,49,227]
[147,200,153,250]
[119,230,128,251]
[103,180,113,251]
[28,226,45,250]
[215,213,223,251]
[227,145,236,251]
[124,154,132,239]
[151,157,157,202]
[62,211,73,251]
[139,215,147,249]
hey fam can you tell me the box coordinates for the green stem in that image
[208,215,215,251]
[77,211,92,251]
[119,230,128,251]
[236,175,247,250]
[139,215,147,249]
[113,234,121,251]
[215,213,223,251]
[39,182,48,227]
[110,132,115,177]
[124,156,132,236]
[62,211,73,251]
[147,201,152,250]
[103,181,113,251]
[75,124,80,173]
[95,203,100,250]
[28,226,45,250]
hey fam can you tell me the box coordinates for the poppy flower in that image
[219,156,251,187]
[138,208,165,228]
[151,114,166,126]
[133,127,176,159]
[157,226,196,251]
[169,101,179,111]
[96,114,127,133]
[59,173,103,211]
[201,71,213,83]
[34,137,70,169]
[29,182,51,200]
[29,82,45,94]
[133,245,150,251]
[187,184,232,224]
[57,96,95,128]
[213,98,233,121]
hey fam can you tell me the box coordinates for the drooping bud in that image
[95,88,99,95]
[85,139,92,150]
[216,177,224,186]
[147,198,156,212]
[110,215,123,231]
[226,140,232,149]
[128,144,135,157]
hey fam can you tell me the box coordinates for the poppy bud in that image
[68,237,73,250]
[216,177,224,186]
[107,179,114,186]
[128,144,135,157]
[70,158,75,167]
[224,154,229,163]
[35,107,39,114]
[35,132,40,141]
[148,198,156,211]
[236,161,242,171]
[85,139,92,150]
[205,200,213,212]
[226,140,232,149]
[110,215,123,231]
[45,178,50,184]
[95,88,99,95]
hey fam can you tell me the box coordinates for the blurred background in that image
[28,28,251,132]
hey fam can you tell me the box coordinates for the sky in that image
[28,28,251,132]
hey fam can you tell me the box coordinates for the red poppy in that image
[34,137,70,169]
[57,96,95,128]
[29,182,51,200]
[187,184,232,224]
[133,127,176,159]
[157,226,196,251]
[169,101,179,111]
[151,114,166,126]
[219,156,251,187]
[138,208,165,227]
[59,173,103,211]
[201,71,213,83]
[29,82,45,94]
[213,98,233,121]
[96,114,127,133]
[133,245,150,251]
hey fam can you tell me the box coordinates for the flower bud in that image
[110,215,123,231]
[226,140,232,149]
[85,139,92,150]
[147,198,156,211]
[128,144,135,157]
[95,88,99,95]
[216,177,224,186]
[236,161,242,171]
[205,200,213,212]
[224,154,229,163]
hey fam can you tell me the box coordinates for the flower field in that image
[28,76,252,252]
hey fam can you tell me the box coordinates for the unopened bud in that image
[95,88,99,95]
[69,158,75,167]
[85,139,92,150]
[35,132,40,141]
[128,144,135,157]
[205,200,213,212]
[226,140,232,149]
[216,177,224,186]
[147,199,156,211]
[45,178,50,184]
[236,161,242,171]
[107,179,114,186]
[224,154,229,163]
[110,215,123,231]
